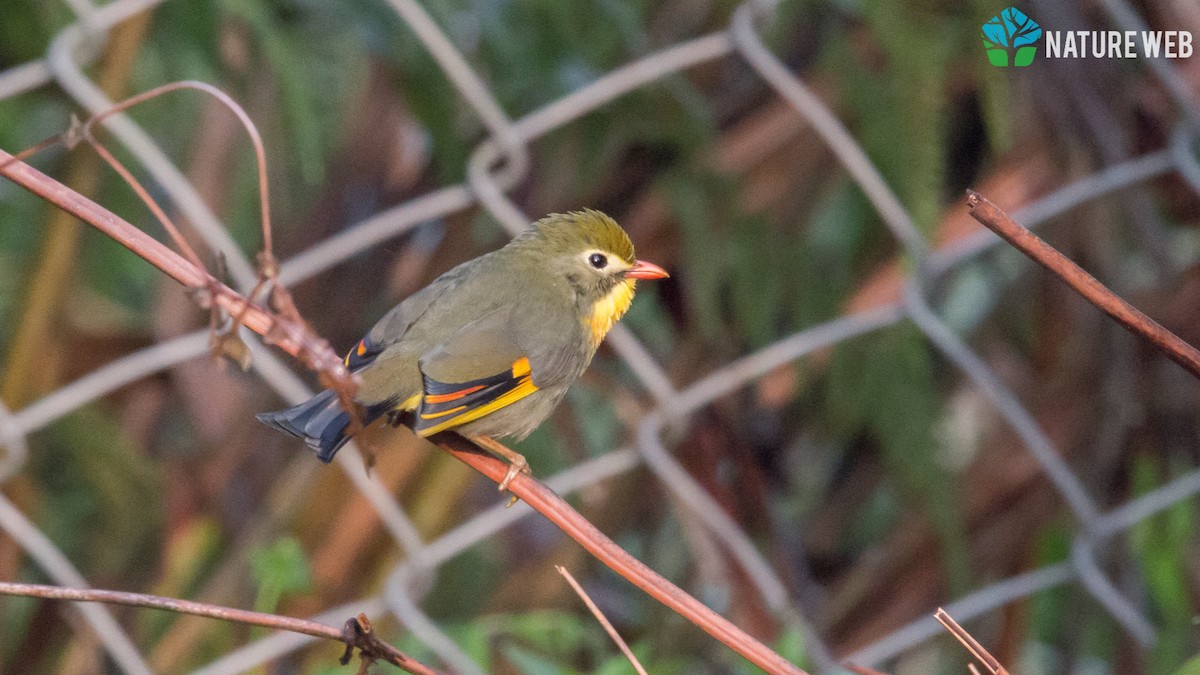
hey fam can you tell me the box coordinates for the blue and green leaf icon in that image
[982,7,1042,67]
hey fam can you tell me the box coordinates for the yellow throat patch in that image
[586,279,636,350]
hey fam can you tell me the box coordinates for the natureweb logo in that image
[982,8,1043,67]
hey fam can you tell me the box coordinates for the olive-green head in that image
[509,209,667,298]
[507,209,668,347]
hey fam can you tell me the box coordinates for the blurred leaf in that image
[0,0,70,61]
[1029,519,1072,644]
[1130,456,1197,673]
[0,595,38,667]
[501,610,590,653]
[427,545,495,620]
[620,284,675,354]
[250,535,312,615]
[665,170,731,342]
[804,180,878,317]
[1174,655,1200,675]
[36,410,163,575]
[502,643,569,675]
[828,325,970,589]
[834,1,965,231]
[773,624,808,666]
[220,0,368,186]
[143,517,222,640]
[565,383,621,457]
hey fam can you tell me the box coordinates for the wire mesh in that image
[1,0,1199,673]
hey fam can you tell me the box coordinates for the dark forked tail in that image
[256,390,355,462]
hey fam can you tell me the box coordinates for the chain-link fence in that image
[1,0,1199,673]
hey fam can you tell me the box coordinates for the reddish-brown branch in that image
[966,190,1200,379]
[433,433,805,674]
[0,142,803,674]
[0,147,350,383]
[0,582,440,674]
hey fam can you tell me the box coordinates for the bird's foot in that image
[468,435,532,506]
[497,455,528,493]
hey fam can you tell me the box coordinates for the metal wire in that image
[0,0,1196,672]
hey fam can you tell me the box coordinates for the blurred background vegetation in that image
[1,0,1199,673]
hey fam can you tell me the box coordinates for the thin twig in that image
[935,608,1009,675]
[82,80,275,258]
[81,125,210,274]
[966,189,1200,379]
[77,81,289,370]
[555,565,647,675]
[0,582,440,674]
[0,147,354,393]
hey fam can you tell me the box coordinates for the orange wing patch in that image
[413,357,539,437]
[344,336,385,371]
[424,385,486,405]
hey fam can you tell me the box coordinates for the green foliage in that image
[805,181,879,315]
[832,1,967,229]
[0,595,39,667]
[427,545,500,620]
[220,0,368,186]
[666,168,834,349]
[35,410,164,576]
[393,609,669,673]
[140,517,224,642]
[666,170,730,342]
[1175,655,1200,675]
[1130,457,1198,674]
[828,325,971,590]
[250,535,312,615]
[772,624,809,668]
[620,284,675,355]
[0,0,72,63]
[1029,520,1072,643]
[565,383,622,457]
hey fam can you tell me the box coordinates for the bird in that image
[256,209,668,491]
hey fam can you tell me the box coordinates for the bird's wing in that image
[342,261,474,372]
[410,308,538,437]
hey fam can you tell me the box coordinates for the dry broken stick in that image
[966,189,1200,379]
[556,565,648,675]
[0,582,441,674]
[935,608,1009,675]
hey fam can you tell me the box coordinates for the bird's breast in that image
[584,279,636,350]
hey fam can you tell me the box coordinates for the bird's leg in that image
[468,434,532,494]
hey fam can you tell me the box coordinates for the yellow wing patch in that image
[412,357,539,437]
[415,375,538,437]
[398,392,422,411]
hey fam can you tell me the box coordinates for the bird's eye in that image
[588,253,608,269]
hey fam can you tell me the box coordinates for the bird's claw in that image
[498,458,533,507]
[497,456,530,494]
